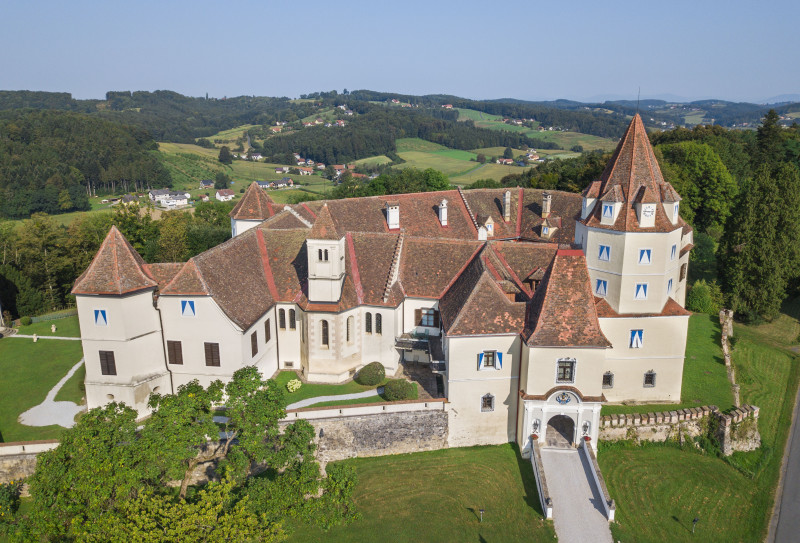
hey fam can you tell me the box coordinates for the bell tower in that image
[307,204,346,302]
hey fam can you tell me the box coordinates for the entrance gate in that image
[545,414,575,448]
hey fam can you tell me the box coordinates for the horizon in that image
[2,0,798,104]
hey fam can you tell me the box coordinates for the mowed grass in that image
[599,299,800,542]
[603,314,734,415]
[203,124,258,145]
[0,337,84,442]
[451,163,527,184]
[471,146,529,158]
[16,315,81,338]
[395,137,448,153]
[286,444,556,543]
[395,151,481,178]
[526,131,617,152]
[353,155,392,166]
[273,371,387,404]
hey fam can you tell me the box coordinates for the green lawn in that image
[395,138,448,153]
[274,371,387,404]
[602,314,734,415]
[599,299,800,542]
[353,155,392,166]
[286,444,555,543]
[0,337,84,442]
[16,315,81,338]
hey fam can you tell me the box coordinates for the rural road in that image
[770,373,800,542]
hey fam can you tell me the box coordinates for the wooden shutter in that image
[433,310,440,328]
[265,319,271,343]
[415,309,422,326]
[167,341,183,365]
[99,350,116,375]
[204,342,220,367]
[251,332,258,357]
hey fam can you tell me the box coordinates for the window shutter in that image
[477,352,484,370]
[415,309,422,326]
[433,310,440,328]
[167,341,183,365]
[265,319,271,343]
[496,352,503,369]
[251,332,258,357]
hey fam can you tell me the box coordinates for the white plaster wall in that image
[231,218,262,237]
[445,335,520,446]
[360,305,402,374]
[307,237,346,303]
[402,298,441,336]
[525,346,608,398]
[276,304,302,371]
[77,290,161,343]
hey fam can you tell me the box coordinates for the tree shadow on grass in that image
[512,443,545,517]
[672,515,691,533]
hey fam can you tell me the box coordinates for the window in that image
[630,329,643,348]
[595,279,608,297]
[556,358,576,383]
[289,309,296,330]
[181,300,195,317]
[478,351,503,370]
[167,341,183,365]
[598,244,611,262]
[204,342,220,367]
[602,203,613,218]
[667,278,673,295]
[417,308,439,327]
[94,309,108,326]
[346,316,354,343]
[542,226,549,236]
[673,203,679,221]
[602,372,614,389]
[375,313,382,335]
[279,309,286,329]
[644,371,656,388]
[638,249,652,265]
[318,249,329,262]
[251,331,258,357]
[265,319,271,343]
[670,244,677,261]
[99,351,116,375]
[481,394,495,412]
[634,283,648,300]
[321,320,329,348]
[365,312,372,334]
[680,263,687,281]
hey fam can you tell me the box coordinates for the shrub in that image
[19,316,32,326]
[355,362,385,386]
[686,279,724,314]
[382,379,415,401]
[0,480,22,526]
[286,379,302,393]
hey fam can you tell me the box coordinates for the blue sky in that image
[2,0,798,103]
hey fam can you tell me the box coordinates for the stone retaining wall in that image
[599,404,760,455]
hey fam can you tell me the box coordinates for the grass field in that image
[602,314,734,415]
[16,315,81,338]
[273,371,388,404]
[203,124,258,145]
[599,298,800,542]
[353,155,392,166]
[286,444,556,543]
[0,336,84,442]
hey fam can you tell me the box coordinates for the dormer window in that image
[542,226,549,236]
[487,223,494,236]
[638,249,652,265]
[602,204,613,218]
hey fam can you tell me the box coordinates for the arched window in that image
[375,313,382,335]
[324,249,329,261]
[289,309,296,330]
[481,394,494,412]
[365,312,372,333]
[321,320,329,347]
[279,309,286,329]
[318,249,324,261]
[347,316,354,343]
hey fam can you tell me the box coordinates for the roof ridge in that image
[457,186,479,231]
[346,233,364,305]
[383,231,404,303]
[255,229,279,300]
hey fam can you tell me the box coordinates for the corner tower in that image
[307,203,346,302]
[229,182,274,237]
[575,114,691,314]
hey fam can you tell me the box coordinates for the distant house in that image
[442,104,453,109]
[161,192,190,209]
[121,194,138,206]
[257,180,271,189]
[270,126,282,133]
[344,110,353,116]
[333,165,346,176]
[391,99,400,104]
[199,194,210,202]
[216,189,235,202]
[298,167,313,175]
[335,120,346,127]
[303,122,313,127]
[276,177,294,188]
[275,166,290,174]
[497,158,514,165]
[351,173,367,179]
[149,188,171,202]
[200,180,214,189]
[296,158,307,165]
[317,163,326,170]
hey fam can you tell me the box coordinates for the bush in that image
[0,480,22,526]
[19,316,32,326]
[686,279,724,314]
[286,379,302,393]
[382,379,415,401]
[355,362,385,386]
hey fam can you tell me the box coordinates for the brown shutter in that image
[251,332,258,357]
[99,351,117,375]
[415,309,422,326]
[433,310,440,328]
[265,319,271,343]
[167,341,183,365]
[204,342,220,367]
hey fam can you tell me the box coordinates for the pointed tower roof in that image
[72,226,158,295]
[229,181,274,221]
[583,114,678,232]
[308,203,340,240]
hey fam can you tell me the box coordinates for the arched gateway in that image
[546,414,575,448]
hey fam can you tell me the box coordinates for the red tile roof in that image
[309,203,340,240]
[160,259,210,296]
[524,250,611,348]
[594,296,690,318]
[229,182,274,221]
[72,226,158,295]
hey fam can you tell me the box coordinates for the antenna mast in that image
[636,87,641,114]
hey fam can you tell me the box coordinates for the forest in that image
[0,110,172,218]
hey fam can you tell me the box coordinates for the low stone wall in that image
[599,404,760,456]
[0,441,59,485]
[580,439,615,521]
[530,440,553,520]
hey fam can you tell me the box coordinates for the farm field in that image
[202,124,258,146]
[286,444,555,543]
[600,298,800,542]
[353,155,392,166]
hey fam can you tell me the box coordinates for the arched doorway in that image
[546,415,575,448]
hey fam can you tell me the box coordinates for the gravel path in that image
[286,387,384,410]
[11,335,81,341]
[19,359,87,428]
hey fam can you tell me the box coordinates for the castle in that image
[72,114,692,448]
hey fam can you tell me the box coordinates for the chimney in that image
[438,199,448,226]
[386,202,400,230]
[503,190,511,222]
[542,192,552,218]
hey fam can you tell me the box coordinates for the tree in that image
[503,147,514,159]
[214,171,231,190]
[719,164,800,321]
[571,145,584,153]
[755,109,784,169]
[156,211,191,263]
[218,145,233,165]
[476,153,486,164]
